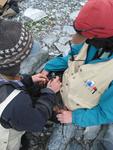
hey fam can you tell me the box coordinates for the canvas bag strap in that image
[68,43,89,73]
[74,43,89,66]
[0,89,21,117]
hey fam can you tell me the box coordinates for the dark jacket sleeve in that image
[20,74,41,97]
[21,75,34,88]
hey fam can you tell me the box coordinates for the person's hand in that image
[56,109,72,124]
[47,76,62,93]
[32,73,49,84]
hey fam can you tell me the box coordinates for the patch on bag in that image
[85,80,97,94]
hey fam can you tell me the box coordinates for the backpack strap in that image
[0,89,21,117]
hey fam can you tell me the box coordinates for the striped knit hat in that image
[0,19,33,74]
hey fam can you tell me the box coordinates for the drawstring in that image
[69,41,74,61]
[69,42,91,62]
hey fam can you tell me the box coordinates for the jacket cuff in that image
[41,88,55,94]
[21,74,34,88]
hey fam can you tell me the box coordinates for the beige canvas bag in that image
[61,43,113,110]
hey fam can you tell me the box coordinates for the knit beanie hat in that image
[74,0,113,39]
[0,19,33,75]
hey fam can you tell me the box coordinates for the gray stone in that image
[49,52,59,58]
[43,34,58,47]
[74,126,84,140]
[20,41,49,74]
[66,142,82,150]
[70,11,80,20]
[35,63,46,73]
[54,42,70,56]
[84,126,101,140]
[23,8,47,21]
[58,36,71,45]
[63,25,76,35]
[48,124,78,150]
[101,124,113,150]
[80,2,86,6]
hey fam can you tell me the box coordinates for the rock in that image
[66,142,82,150]
[74,126,84,140]
[58,36,71,45]
[23,8,47,21]
[55,13,62,18]
[63,25,75,35]
[47,124,79,150]
[20,41,49,74]
[54,42,70,56]
[43,34,57,47]
[84,126,101,140]
[2,8,17,17]
[80,2,85,6]
[100,124,113,150]
[70,11,80,20]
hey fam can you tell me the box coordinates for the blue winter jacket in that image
[44,43,113,127]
